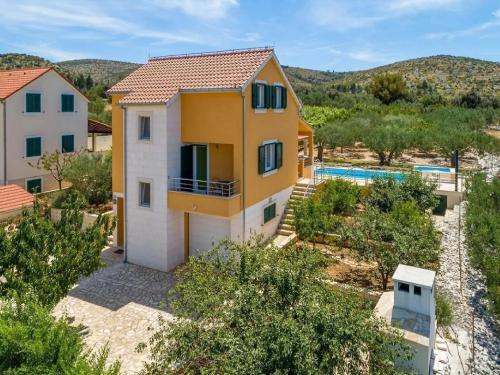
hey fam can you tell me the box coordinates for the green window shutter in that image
[26,178,42,194]
[252,83,259,108]
[258,145,266,174]
[26,93,41,113]
[271,86,277,109]
[282,87,287,109]
[26,137,41,157]
[265,85,272,108]
[61,135,75,153]
[276,142,283,168]
[264,203,276,223]
[61,94,74,112]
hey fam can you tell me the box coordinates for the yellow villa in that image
[108,47,313,271]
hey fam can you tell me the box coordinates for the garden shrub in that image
[435,292,454,327]
[320,179,360,216]
[0,294,120,375]
[65,151,112,206]
[464,173,500,317]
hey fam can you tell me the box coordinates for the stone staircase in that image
[276,181,317,237]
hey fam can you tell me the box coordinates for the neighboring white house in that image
[0,67,88,193]
[375,264,437,375]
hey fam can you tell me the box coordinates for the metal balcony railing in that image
[169,178,239,197]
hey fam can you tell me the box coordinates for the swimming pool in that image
[315,167,406,181]
[414,166,452,173]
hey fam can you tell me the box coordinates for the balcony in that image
[167,178,241,217]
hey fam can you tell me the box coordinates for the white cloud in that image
[0,1,203,44]
[425,7,500,40]
[148,0,238,20]
[308,0,462,31]
[348,50,389,64]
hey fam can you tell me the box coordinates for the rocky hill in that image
[1,53,498,99]
[58,59,140,86]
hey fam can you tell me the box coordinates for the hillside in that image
[286,55,499,98]
[1,53,498,99]
[58,59,140,86]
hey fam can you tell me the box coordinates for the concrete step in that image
[278,229,294,236]
[283,214,294,220]
[279,223,294,231]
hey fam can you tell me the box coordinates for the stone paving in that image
[54,248,176,374]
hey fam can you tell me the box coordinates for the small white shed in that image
[375,264,437,375]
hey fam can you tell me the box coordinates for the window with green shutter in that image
[26,178,42,194]
[61,94,74,112]
[264,203,276,224]
[26,137,42,158]
[272,86,287,109]
[258,142,283,175]
[26,93,41,113]
[61,135,75,153]
[252,83,268,109]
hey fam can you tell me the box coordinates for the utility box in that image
[375,264,437,375]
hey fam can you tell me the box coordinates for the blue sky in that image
[0,0,498,71]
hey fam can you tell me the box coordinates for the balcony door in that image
[181,144,208,193]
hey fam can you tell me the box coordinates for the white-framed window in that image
[265,143,276,172]
[258,140,283,175]
[139,180,152,208]
[274,85,282,109]
[138,115,151,141]
[257,83,265,109]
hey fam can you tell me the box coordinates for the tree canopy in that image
[368,73,408,104]
[139,239,410,374]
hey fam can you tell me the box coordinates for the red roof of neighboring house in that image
[88,119,112,134]
[108,47,275,105]
[0,185,34,214]
[0,67,52,100]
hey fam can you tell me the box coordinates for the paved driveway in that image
[54,248,175,374]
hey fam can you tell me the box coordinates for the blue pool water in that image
[414,166,451,173]
[315,167,406,181]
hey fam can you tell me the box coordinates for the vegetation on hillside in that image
[464,173,500,317]
[59,59,140,86]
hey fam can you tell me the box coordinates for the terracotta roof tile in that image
[0,185,34,213]
[88,119,112,134]
[108,48,274,105]
[0,67,52,100]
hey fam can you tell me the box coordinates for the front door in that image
[194,145,208,193]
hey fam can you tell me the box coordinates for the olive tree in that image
[368,72,408,104]
[0,191,114,307]
[139,239,411,374]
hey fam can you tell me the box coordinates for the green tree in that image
[65,151,112,205]
[368,72,408,104]
[464,173,500,317]
[343,202,438,290]
[0,294,120,375]
[366,174,438,213]
[320,179,360,216]
[0,191,114,307]
[294,197,333,246]
[28,149,82,191]
[139,240,411,374]
[359,114,415,166]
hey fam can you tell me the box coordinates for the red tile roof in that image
[108,48,275,104]
[0,67,52,100]
[0,185,34,214]
[88,119,112,134]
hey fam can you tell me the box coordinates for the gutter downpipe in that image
[2,100,6,185]
[241,91,246,242]
[123,106,128,263]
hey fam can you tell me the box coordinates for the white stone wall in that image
[230,184,294,243]
[4,70,87,189]
[165,97,184,270]
[189,213,231,256]
[125,104,169,271]
[394,282,434,317]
